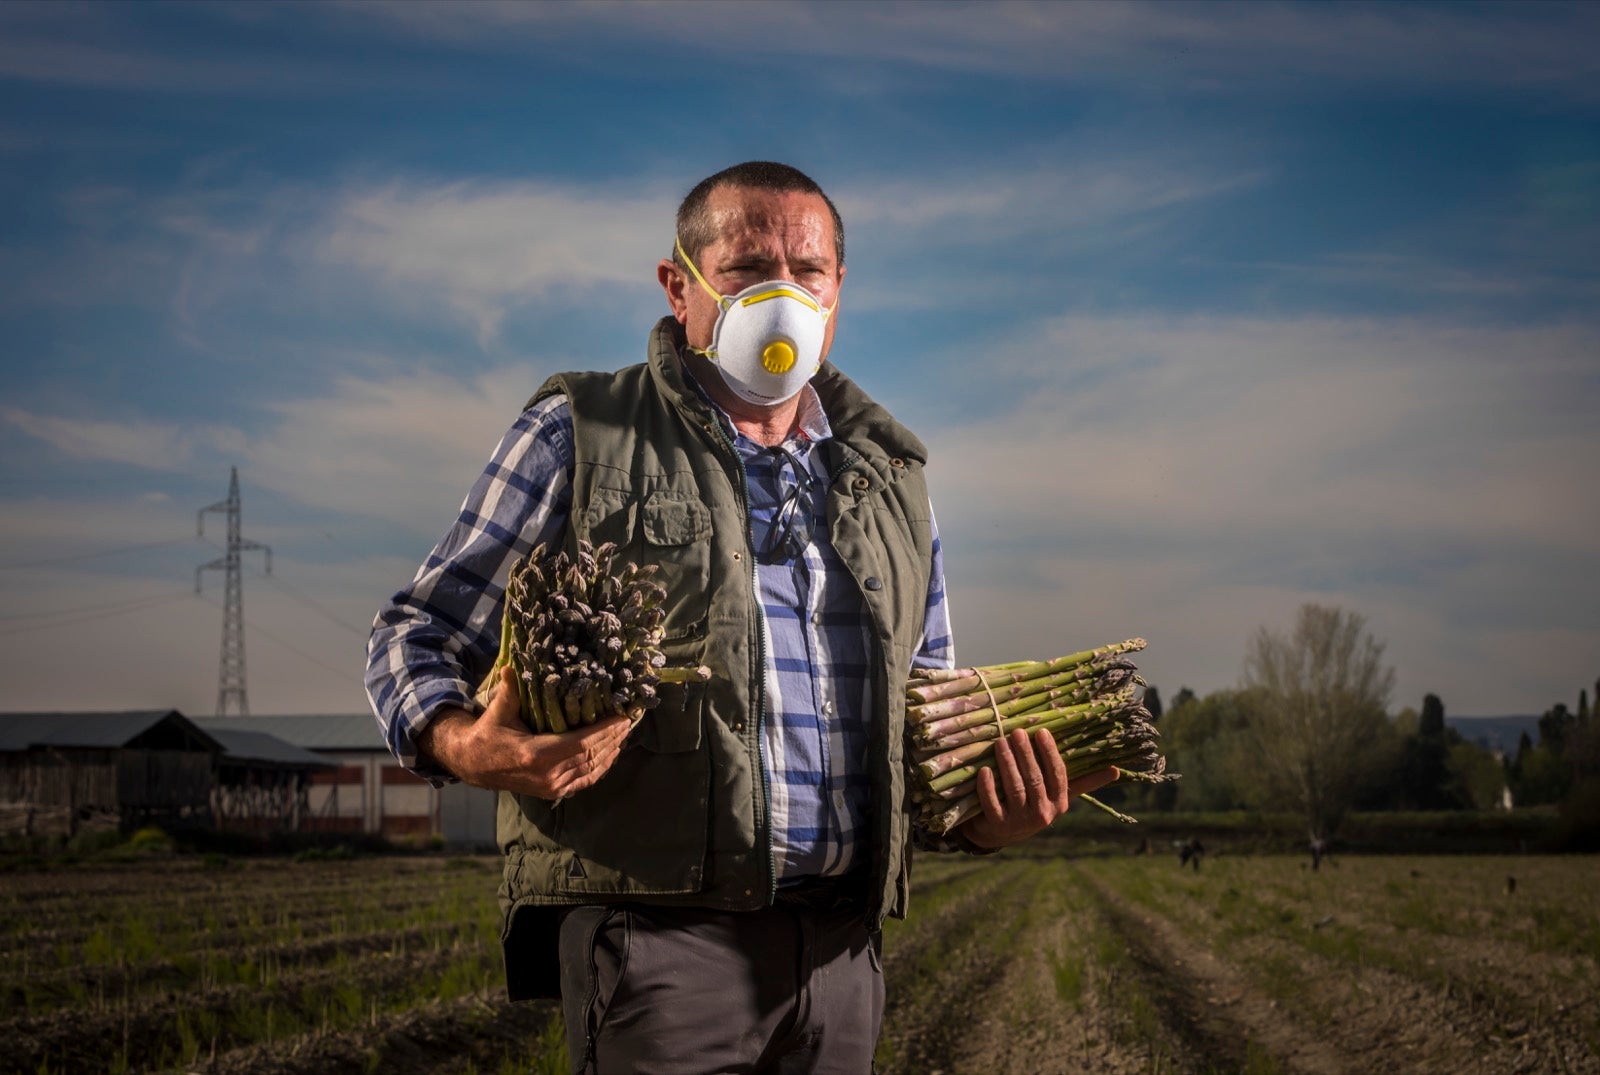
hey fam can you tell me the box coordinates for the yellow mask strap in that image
[674,236,835,322]
[675,237,732,312]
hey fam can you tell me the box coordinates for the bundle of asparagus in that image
[478,540,708,732]
[908,638,1177,834]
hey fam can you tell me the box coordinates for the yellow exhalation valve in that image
[762,340,797,374]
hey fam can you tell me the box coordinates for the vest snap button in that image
[852,476,869,492]
[890,457,905,469]
[864,577,882,591]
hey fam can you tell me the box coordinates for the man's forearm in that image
[414,705,478,782]
[413,667,633,798]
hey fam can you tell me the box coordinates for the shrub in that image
[127,827,174,853]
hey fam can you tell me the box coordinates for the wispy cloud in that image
[926,311,1600,709]
[1,407,243,471]
[314,179,674,343]
[6,2,1593,102]
[930,313,1600,547]
[3,361,552,545]
[846,166,1261,238]
[348,0,1600,101]
[248,364,549,535]
[0,2,428,95]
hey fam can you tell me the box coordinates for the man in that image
[366,161,1114,1073]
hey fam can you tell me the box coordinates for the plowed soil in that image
[2,852,1596,1074]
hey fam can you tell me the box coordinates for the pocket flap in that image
[631,681,704,754]
[641,493,712,546]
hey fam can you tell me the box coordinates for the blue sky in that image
[2,0,1596,719]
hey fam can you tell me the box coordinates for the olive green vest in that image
[498,317,934,998]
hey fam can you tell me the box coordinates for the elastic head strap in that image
[674,237,732,311]
[674,237,834,322]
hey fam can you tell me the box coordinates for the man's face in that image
[660,184,845,364]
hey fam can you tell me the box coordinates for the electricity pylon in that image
[196,467,271,716]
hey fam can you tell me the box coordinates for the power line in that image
[249,567,370,637]
[194,593,354,685]
[0,589,195,624]
[0,592,195,638]
[0,537,194,571]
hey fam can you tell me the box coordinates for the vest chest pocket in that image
[638,492,713,642]
[551,678,709,894]
[580,490,635,548]
[641,494,711,546]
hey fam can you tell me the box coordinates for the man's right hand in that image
[417,666,633,800]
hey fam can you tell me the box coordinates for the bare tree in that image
[1237,603,1397,841]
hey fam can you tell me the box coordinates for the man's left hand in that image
[960,728,1119,850]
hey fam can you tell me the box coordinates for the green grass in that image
[5,851,1596,1075]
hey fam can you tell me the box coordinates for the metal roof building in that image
[193,714,388,753]
[0,710,495,848]
[0,710,222,753]
[0,710,221,836]
[204,727,337,770]
[193,714,496,848]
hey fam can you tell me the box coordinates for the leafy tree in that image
[1162,688,1258,812]
[1170,686,1196,710]
[1540,703,1575,756]
[1235,603,1397,840]
[1511,743,1569,805]
[1446,740,1507,810]
[1391,705,1419,738]
[1397,693,1460,809]
[1419,693,1446,736]
[1143,684,1164,721]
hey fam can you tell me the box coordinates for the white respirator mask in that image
[675,237,834,407]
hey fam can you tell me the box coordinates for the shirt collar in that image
[679,361,834,449]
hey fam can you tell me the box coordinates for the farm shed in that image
[0,710,221,836]
[204,727,335,833]
[194,714,496,848]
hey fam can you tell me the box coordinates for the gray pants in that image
[558,900,884,1074]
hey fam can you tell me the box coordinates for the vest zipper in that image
[830,447,894,920]
[828,449,861,487]
[703,418,776,905]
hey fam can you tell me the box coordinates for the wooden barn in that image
[0,710,221,836]
[204,727,335,834]
[195,714,497,847]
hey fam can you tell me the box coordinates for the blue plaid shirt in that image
[366,379,954,883]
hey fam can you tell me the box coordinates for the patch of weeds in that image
[1243,1043,1283,1075]
[1049,945,1086,1010]
[524,1008,569,1075]
[873,1034,898,1071]
[127,827,173,854]
[294,844,356,863]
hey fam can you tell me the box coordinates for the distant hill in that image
[1447,715,1540,754]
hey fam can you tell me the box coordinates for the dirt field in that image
[2,850,1596,1074]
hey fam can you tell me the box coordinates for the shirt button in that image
[821,701,834,715]
[811,611,823,625]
